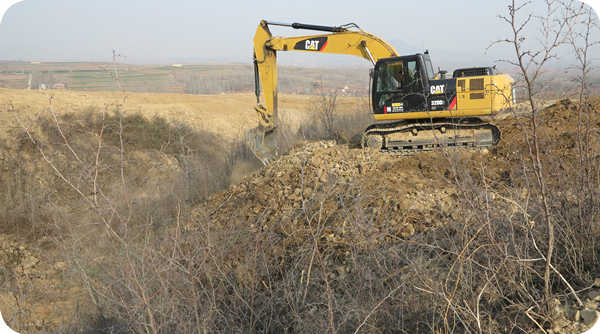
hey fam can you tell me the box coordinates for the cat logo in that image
[294,37,328,51]
[430,84,445,95]
[305,40,320,50]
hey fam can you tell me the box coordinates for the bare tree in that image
[569,6,598,203]
[310,80,339,140]
[492,0,584,316]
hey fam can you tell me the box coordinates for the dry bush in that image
[298,92,372,145]
[487,0,599,324]
[0,104,267,332]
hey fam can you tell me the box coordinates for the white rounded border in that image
[0,312,19,334]
[0,0,597,333]
[0,0,24,24]
[581,0,600,19]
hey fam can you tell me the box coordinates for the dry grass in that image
[0,88,364,143]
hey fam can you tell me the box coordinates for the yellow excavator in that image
[249,20,515,165]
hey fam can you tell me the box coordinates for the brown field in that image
[0,88,366,143]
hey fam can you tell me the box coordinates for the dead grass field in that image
[0,88,365,143]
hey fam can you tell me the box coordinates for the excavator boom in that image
[249,20,398,164]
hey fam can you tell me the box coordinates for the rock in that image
[585,300,598,310]
[400,223,415,238]
[54,262,67,271]
[552,298,562,315]
[588,289,600,302]
[581,309,598,326]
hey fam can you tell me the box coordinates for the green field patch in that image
[69,75,112,80]
[70,76,113,81]
[69,85,116,90]
[72,70,106,73]
[154,66,180,71]
[118,75,169,82]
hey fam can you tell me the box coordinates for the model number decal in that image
[431,100,445,106]
[430,85,445,95]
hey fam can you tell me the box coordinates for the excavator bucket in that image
[246,126,278,166]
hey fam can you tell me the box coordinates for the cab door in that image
[372,55,429,115]
[401,58,427,112]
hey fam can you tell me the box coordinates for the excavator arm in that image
[249,20,399,164]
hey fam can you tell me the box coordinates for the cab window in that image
[376,62,404,92]
[406,60,419,87]
[423,55,435,80]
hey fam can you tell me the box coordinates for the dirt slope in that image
[198,98,598,237]
[196,141,463,245]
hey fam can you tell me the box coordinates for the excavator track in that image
[361,118,500,153]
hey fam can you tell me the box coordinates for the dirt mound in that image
[194,140,484,248]
[197,99,596,240]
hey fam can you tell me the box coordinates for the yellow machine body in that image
[249,20,514,164]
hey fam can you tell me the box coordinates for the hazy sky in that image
[0,0,596,69]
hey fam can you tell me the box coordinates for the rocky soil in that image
[197,140,462,246]
[191,98,600,333]
[0,96,597,332]
[546,282,600,333]
[0,234,84,333]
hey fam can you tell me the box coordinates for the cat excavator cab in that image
[249,20,514,165]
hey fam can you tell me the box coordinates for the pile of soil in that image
[195,140,469,248]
